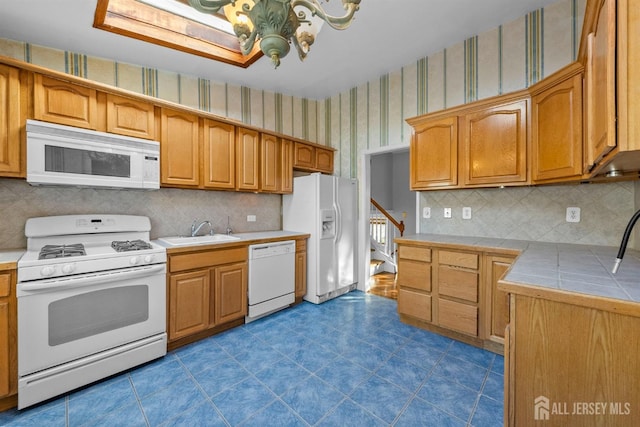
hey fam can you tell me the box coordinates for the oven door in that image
[17,264,166,377]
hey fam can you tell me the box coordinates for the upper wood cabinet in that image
[202,119,235,190]
[581,0,640,177]
[260,133,280,193]
[280,139,294,194]
[584,0,617,172]
[461,99,528,186]
[293,141,334,174]
[236,127,260,191]
[160,108,200,187]
[33,74,98,130]
[0,65,22,177]
[409,116,458,190]
[531,64,584,183]
[105,93,156,140]
[315,147,334,173]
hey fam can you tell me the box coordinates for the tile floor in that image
[0,291,503,426]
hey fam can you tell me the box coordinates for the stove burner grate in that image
[111,240,152,252]
[38,243,86,260]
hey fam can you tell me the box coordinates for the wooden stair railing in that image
[370,198,405,237]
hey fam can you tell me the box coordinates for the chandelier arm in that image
[292,35,307,61]
[240,29,259,55]
[290,0,360,30]
[186,0,234,14]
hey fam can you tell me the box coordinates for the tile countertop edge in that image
[156,230,310,254]
[395,234,640,318]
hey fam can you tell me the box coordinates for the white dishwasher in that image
[246,240,295,323]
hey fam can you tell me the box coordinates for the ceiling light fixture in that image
[187,0,361,68]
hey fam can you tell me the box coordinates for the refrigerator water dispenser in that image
[320,209,335,239]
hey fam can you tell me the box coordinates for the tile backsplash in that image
[0,178,281,249]
[419,181,635,247]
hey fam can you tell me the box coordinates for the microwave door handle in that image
[19,264,165,292]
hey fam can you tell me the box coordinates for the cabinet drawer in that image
[398,288,431,322]
[0,273,9,297]
[438,298,478,336]
[439,250,478,269]
[398,246,431,262]
[169,247,247,272]
[397,259,431,291]
[438,267,479,302]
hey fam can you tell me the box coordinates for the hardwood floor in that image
[367,272,398,300]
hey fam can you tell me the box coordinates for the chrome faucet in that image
[191,219,213,237]
[612,208,640,274]
[225,216,233,235]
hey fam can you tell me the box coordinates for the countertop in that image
[154,230,310,253]
[396,234,640,305]
[0,249,25,270]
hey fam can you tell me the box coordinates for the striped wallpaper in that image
[0,0,585,181]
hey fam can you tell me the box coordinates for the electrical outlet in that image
[423,207,431,219]
[566,207,580,223]
[444,208,452,218]
[247,215,256,222]
[462,207,472,220]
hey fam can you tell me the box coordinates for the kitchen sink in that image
[157,234,241,246]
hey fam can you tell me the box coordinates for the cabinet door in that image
[213,262,247,325]
[315,147,334,173]
[168,269,210,340]
[584,0,616,171]
[260,133,280,192]
[461,99,528,186]
[532,72,583,182]
[0,270,15,399]
[295,248,307,298]
[0,65,21,176]
[203,119,235,189]
[293,141,315,169]
[106,94,156,140]
[160,109,200,187]
[485,255,514,344]
[33,74,97,129]
[236,127,260,191]
[280,139,294,194]
[410,116,458,189]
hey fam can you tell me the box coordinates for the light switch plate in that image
[247,215,256,222]
[423,207,431,219]
[444,208,452,218]
[462,207,472,220]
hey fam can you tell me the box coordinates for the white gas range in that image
[16,214,167,409]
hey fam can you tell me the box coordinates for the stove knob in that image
[130,256,140,265]
[143,255,154,263]
[62,264,75,274]
[41,266,56,277]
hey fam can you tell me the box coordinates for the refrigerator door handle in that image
[333,182,342,245]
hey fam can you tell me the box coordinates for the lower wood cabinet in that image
[167,246,247,350]
[0,268,17,411]
[294,238,307,299]
[504,292,640,426]
[396,240,515,352]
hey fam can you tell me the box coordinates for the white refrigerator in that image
[283,173,358,304]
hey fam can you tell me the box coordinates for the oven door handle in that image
[18,264,166,292]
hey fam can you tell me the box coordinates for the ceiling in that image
[0,0,560,100]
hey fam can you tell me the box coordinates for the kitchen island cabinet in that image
[500,282,640,426]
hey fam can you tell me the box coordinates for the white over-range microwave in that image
[26,119,160,189]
